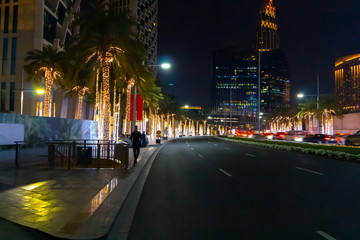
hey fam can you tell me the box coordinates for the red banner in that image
[130,94,143,121]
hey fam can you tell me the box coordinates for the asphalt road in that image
[127,136,360,240]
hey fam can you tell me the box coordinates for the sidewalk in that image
[0,140,166,239]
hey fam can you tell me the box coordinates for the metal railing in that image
[15,139,129,169]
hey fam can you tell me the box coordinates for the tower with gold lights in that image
[257,0,279,52]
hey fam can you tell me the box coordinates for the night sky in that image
[157,0,360,108]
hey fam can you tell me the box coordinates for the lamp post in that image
[297,73,320,133]
[258,51,261,133]
[132,63,171,132]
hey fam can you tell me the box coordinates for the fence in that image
[15,140,129,169]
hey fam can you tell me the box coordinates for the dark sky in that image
[157,0,360,108]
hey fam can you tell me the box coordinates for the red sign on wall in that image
[130,94,143,121]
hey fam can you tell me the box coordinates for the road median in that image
[218,135,360,162]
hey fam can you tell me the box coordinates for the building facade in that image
[335,53,360,112]
[212,46,290,129]
[211,0,290,130]
[0,0,80,117]
[108,0,158,67]
[257,0,279,52]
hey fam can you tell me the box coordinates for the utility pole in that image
[132,85,137,132]
[230,86,232,131]
[258,51,261,133]
[317,73,320,133]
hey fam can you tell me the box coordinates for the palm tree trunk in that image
[125,81,133,135]
[77,95,84,120]
[101,61,111,140]
[44,73,53,117]
[149,108,154,141]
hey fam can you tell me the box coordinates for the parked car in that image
[303,134,337,144]
[284,131,307,142]
[273,132,287,140]
[345,130,360,146]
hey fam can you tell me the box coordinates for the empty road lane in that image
[126,136,360,240]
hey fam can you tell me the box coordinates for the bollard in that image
[107,142,110,160]
[72,140,76,160]
[15,142,19,168]
[97,142,101,170]
[48,144,55,168]
[68,143,71,169]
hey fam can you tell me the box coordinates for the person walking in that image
[141,131,148,147]
[130,125,142,166]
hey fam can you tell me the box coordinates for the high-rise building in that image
[257,0,279,52]
[211,0,290,129]
[335,53,360,112]
[212,46,259,128]
[108,0,158,67]
[211,46,290,129]
[0,0,79,117]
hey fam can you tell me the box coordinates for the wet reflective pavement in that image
[0,146,157,239]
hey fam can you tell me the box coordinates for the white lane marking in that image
[296,167,324,176]
[187,144,190,147]
[198,154,204,158]
[191,148,194,151]
[246,153,256,158]
[316,231,337,240]
[214,144,217,146]
[225,147,230,150]
[218,168,232,177]
[208,142,211,144]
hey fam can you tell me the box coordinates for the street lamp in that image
[36,89,45,94]
[297,73,321,133]
[161,63,171,69]
[15,87,45,114]
[132,62,172,132]
[148,62,171,70]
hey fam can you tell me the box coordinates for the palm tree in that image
[317,96,343,134]
[24,45,64,117]
[72,86,90,119]
[76,9,139,140]
[297,100,317,133]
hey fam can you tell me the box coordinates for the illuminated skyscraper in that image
[257,0,279,52]
[335,53,360,112]
[211,0,290,129]
[108,0,158,67]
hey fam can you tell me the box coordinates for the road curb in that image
[105,141,169,240]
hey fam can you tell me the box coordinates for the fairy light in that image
[73,86,90,120]
[94,69,100,121]
[39,67,60,117]
[125,79,135,135]
[39,102,43,116]
[36,102,38,116]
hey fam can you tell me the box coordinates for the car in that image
[273,132,287,140]
[345,130,360,146]
[284,131,307,142]
[262,132,274,140]
[303,134,337,144]
[334,133,349,145]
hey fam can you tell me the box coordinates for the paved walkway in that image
[0,142,164,239]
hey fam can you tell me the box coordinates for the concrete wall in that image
[333,112,360,134]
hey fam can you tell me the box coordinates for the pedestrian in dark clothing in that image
[141,131,147,147]
[130,126,142,166]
